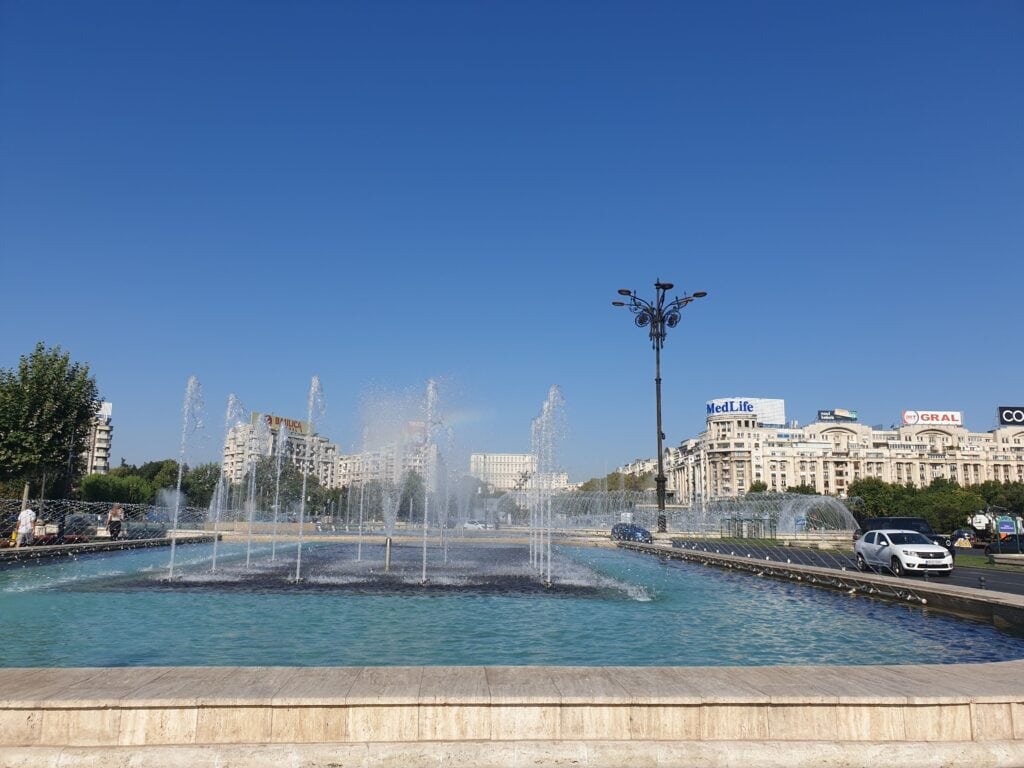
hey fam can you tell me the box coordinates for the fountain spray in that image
[167,375,203,580]
[245,416,272,568]
[293,375,325,582]
[270,423,288,561]
[531,385,565,587]
[211,395,245,573]
[421,379,439,585]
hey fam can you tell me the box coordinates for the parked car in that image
[463,520,486,530]
[610,523,653,544]
[854,529,954,577]
[853,516,954,553]
[984,535,1024,556]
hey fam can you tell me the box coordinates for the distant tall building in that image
[83,402,113,475]
[222,412,338,488]
[335,422,441,489]
[469,453,569,493]
[470,453,536,493]
[667,396,1024,502]
[617,458,658,478]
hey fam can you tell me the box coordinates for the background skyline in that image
[2,2,1022,481]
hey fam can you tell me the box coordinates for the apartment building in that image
[82,401,113,475]
[222,412,338,488]
[667,398,1024,504]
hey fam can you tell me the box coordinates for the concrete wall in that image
[3,662,1024,767]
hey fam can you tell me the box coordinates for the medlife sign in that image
[706,398,786,427]
[998,406,1024,426]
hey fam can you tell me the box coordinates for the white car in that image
[854,529,953,577]
[463,520,486,530]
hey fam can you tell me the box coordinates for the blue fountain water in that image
[1,543,1021,668]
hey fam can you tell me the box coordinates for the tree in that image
[786,484,818,495]
[80,473,154,503]
[917,479,986,533]
[747,481,768,493]
[241,456,331,516]
[579,471,654,492]
[398,470,425,522]
[0,343,101,497]
[183,463,222,508]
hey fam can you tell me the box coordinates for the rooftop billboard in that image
[252,412,312,435]
[997,406,1024,427]
[901,410,962,427]
[818,408,858,423]
[706,397,786,427]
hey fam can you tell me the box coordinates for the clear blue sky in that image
[2,1,1022,481]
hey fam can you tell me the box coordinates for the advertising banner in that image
[901,410,962,426]
[818,408,858,422]
[252,412,311,435]
[997,406,1024,426]
[706,397,786,426]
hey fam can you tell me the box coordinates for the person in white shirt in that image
[16,507,36,548]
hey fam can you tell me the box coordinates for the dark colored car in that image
[611,523,653,544]
[984,535,1024,556]
[853,517,954,553]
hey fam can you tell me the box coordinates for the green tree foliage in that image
[182,462,221,508]
[785,484,818,495]
[747,481,768,493]
[579,471,654,492]
[0,343,101,496]
[973,480,1024,516]
[241,456,332,515]
[398,470,425,522]
[103,460,223,507]
[845,477,988,532]
[80,473,154,503]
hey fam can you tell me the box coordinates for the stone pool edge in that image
[2,662,1024,767]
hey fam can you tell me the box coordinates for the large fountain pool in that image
[2,541,1022,667]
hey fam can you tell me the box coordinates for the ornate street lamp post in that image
[613,279,707,533]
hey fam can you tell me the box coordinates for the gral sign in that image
[706,397,786,426]
[818,408,858,423]
[997,406,1024,426]
[252,412,311,435]
[902,410,962,426]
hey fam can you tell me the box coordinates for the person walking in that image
[107,504,125,541]
[15,507,36,548]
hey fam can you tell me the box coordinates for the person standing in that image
[15,507,36,548]
[107,504,125,541]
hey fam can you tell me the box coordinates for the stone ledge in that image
[2,663,1023,750]
[5,739,1024,768]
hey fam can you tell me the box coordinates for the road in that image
[668,538,1024,596]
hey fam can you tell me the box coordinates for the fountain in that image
[530,384,566,586]
[269,422,289,561]
[166,375,203,579]
[292,375,325,582]
[3,374,1022,670]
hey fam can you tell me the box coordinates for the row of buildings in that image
[92,398,1024,503]
[648,398,1024,504]
[220,413,570,494]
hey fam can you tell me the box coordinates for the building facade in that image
[617,458,658,478]
[469,453,536,493]
[83,402,113,475]
[334,422,446,489]
[468,453,570,492]
[666,398,1024,504]
[222,413,338,489]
